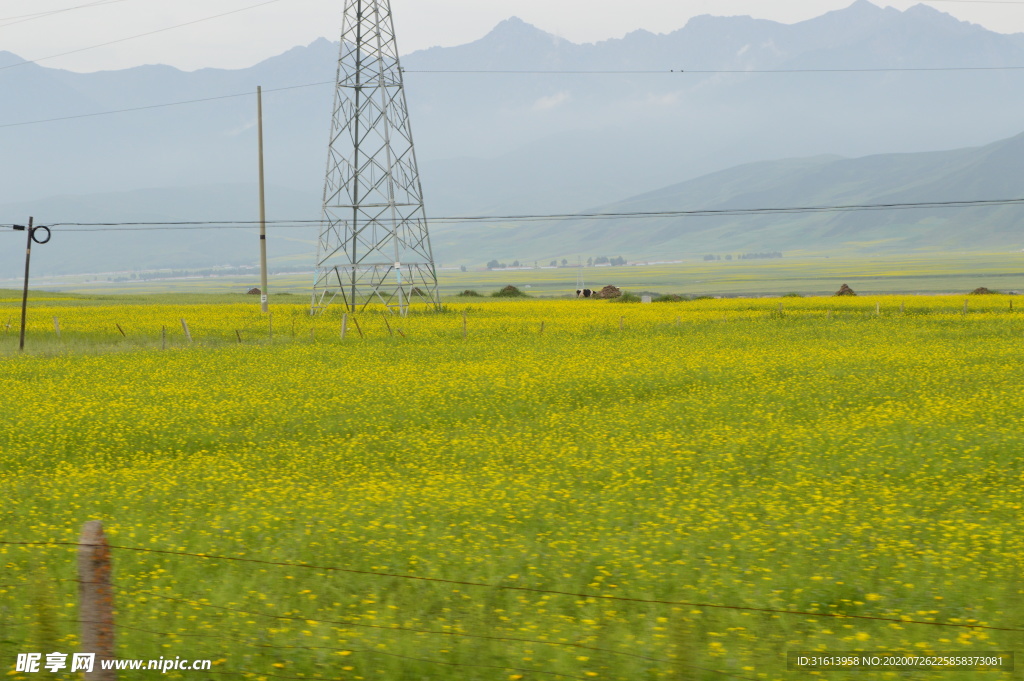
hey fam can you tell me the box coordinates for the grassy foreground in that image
[1,295,1022,680]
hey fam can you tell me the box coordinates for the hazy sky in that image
[1,0,1022,73]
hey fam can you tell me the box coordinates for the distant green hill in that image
[434,131,1024,265]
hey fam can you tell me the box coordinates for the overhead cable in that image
[37,197,1024,233]
[0,0,286,72]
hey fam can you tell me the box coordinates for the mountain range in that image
[2,1,1024,276]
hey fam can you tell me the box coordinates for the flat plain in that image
[1,292,1022,680]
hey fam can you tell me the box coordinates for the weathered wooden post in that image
[161,326,166,350]
[78,521,116,680]
[619,316,624,331]
[180,319,192,343]
[341,313,348,340]
[539,321,545,335]
[462,311,467,339]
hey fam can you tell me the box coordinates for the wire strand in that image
[31,197,1024,233]
[0,0,133,28]
[0,0,286,72]
[4,541,1016,633]
[0,81,334,130]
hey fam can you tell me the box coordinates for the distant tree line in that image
[703,252,782,261]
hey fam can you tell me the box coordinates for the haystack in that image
[833,284,856,297]
[595,285,622,299]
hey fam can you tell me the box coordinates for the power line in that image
[35,197,1024,233]
[0,80,335,130]
[5,63,1024,131]
[406,65,1024,74]
[0,0,133,28]
[0,0,286,72]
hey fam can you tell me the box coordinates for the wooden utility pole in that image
[78,521,116,679]
[257,86,269,314]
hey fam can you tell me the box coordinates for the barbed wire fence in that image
[2,528,1020,680]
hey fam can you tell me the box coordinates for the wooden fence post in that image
[619,316,624,331]
[180,319,192,343]
[462,311,467,339]
[78,521,116,680]
[268,312,273,341]
[53,317,60,338]
[115,324,126,338]
[235,330,242,344]
[341,313,348,340]
[963,299,968,315]
[161,326,166,350]
[539,321,545,335]
[875,302,880,316]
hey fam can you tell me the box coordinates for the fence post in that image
[875,302,880,316]
[53,317,60,338]
[180,319,192,343]
[115,324,126,338]
[78,521,116,680]
[462,311,467,339]
[963,299,968,315]
[268,312,273,341]
[619,316,624,331]
[161,326,166,350]
[539,321,545,335]
[341,313,348,340]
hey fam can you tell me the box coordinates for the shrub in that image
[491,285,529,298]
[653,294,686,303]
[456,290,482,297]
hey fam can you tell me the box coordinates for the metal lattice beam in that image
[312,0,440,315]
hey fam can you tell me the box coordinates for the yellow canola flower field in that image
[1,295,1022,680]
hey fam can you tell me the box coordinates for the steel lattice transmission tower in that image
[312,0,440,314]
